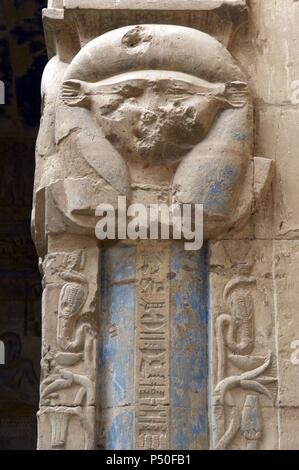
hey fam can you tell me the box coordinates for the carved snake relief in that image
[214,277,277,450]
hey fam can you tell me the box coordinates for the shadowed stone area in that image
[0,0,47,450]
[1,0,299,451]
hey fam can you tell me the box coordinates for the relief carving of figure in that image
[213,275,277,450]
[33,25,257,241]
[40,251,95,450]
[57,251,89,354]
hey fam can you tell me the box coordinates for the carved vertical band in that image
[136,243,170,450]
[98,241,209,450]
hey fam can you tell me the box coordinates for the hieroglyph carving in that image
[213,271,277,450]
[136,245,170,450]
[241,395,263,450]
[40,251,96,450]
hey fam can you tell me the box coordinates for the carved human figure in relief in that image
[57,251,89,353]
[39,251,95,450]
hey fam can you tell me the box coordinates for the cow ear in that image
[223,81,249,108]
[61,79,90,107]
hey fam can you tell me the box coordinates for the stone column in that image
[34,1,276,450]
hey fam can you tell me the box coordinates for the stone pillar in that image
[37,235,100,450]
[33,1,281,450]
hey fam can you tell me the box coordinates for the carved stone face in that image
[229,290,253,325]
[62,71,247,165]
[60,284,85,317]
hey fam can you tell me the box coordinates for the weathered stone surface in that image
[33,0,299,451]
[44,0,247,61]
[232,1,299,240]
[280,409,299,450]
[38,237,99,449]
[62,0,246,10]
[209,240,278,450]
[38,405,95,450]
[273,241,299,409]
[248,0,299,107]
[255,107,299,239]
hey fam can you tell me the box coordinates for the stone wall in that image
[210,0,299,450]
